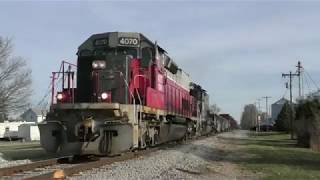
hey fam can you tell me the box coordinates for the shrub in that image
[295,99,320,148]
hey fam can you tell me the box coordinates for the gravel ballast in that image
[0,141,57,169]
[0,154,31,169]
[70,130,255,180]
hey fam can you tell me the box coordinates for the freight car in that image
[38,32,230,156]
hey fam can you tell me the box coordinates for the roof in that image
[273,98,288,105]
[78,32,166,53]
[220,114,235,120]
[20,108,47,118]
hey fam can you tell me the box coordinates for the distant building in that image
[271,98,289,124]
[20,108,47,123]
[306,90,320,100]
[0,121,27,139]
[0,108,46,141]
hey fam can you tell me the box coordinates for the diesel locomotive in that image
[38,32,230,156]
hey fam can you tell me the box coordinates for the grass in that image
[238,132,320,180]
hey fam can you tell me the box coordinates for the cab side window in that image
[141,47,152,67]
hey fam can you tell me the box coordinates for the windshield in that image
[93,47,137,59]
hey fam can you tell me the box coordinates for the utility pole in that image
[296,61,303,98]
[256,98,262,132]
[254,102,258,132]
[262,96,271,131]
[282,71,299,139]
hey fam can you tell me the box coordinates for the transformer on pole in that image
[282,70,299,139]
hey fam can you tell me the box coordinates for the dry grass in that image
[239,132,320,180]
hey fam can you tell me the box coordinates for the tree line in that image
[241,98,320,151]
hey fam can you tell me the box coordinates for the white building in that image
[271,98,289,124]
[18,124,40,141]
[0,121,40,141]
[20,108,47,123]
[0,108,46,141]
[0,121,27,139]
[306,90,320,100]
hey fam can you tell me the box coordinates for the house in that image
[271,98,289,124]
[20,108,47,123]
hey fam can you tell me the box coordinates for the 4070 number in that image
[118,37,139,46]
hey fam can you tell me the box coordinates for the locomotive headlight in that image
[92,61,99,69]
[56,92,63,101]
[98,61,106,69]
[92,60,106,69]
[101,92,108,100]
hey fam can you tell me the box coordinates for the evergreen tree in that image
[274,102,291,132]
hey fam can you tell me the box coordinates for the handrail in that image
[116,71,137,125]
[51,60,77,104]
[133,74,148,130]
[133,74,147,106]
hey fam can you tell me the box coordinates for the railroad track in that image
[0,157,75,179]
[0,134,214,179]
[0,148,159,180]
[0,158,61,177]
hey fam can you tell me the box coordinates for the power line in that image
[281,87,288,99]
[303,72,312,94]
[36,76,63,109]
[304,68,320,90]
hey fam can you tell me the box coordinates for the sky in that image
[1,1,320,121]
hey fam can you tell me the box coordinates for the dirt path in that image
[174,130,257,180]
[201,130,257,180]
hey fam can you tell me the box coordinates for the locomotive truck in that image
[38,32,229,156]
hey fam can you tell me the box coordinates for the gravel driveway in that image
[70,130,255,180]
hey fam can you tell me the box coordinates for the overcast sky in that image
[1,1,320,120]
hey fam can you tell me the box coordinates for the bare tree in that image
[0,37,32,117]
[209,104,221,114]
[240,104,258,130]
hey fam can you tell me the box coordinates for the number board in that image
[94,38,108,46]
[118,37,139,47]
